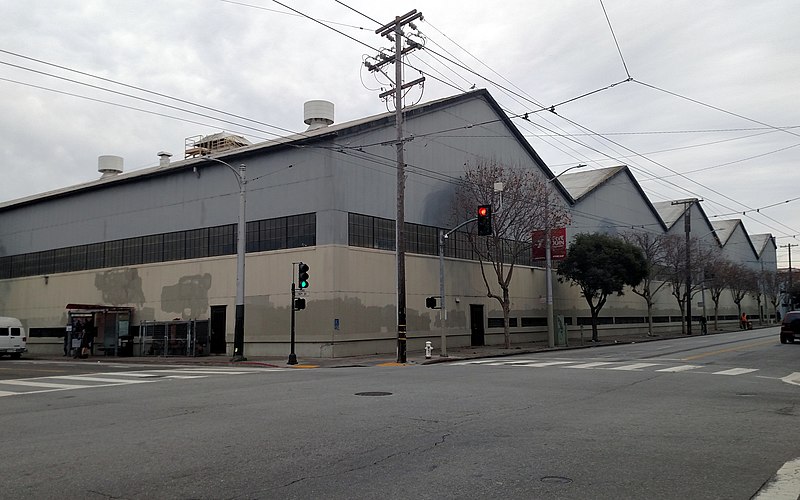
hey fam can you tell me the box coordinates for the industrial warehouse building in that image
[0,90,776,358]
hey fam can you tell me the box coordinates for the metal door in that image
[470,304,485,346]
[210,306,227,354]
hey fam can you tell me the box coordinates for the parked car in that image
[780,311,800,344]
[0,317,27,359]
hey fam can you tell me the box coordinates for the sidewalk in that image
[29,324,774,369]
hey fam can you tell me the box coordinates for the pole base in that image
[231,355,247,362]
[287,353,298,365]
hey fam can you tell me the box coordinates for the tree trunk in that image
[646,299,654,336]
[590,311,599,342]
[502,287,511,349]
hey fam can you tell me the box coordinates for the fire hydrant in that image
[425,341,432,359]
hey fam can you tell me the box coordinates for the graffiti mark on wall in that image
[161,274,212,320]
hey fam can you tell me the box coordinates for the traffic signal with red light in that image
[477,205,492,236]
[298,262,310,289]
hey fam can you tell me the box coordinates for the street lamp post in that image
[202,157,247,361]
[545,164,585,348]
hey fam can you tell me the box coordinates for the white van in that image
[0,317,27,359]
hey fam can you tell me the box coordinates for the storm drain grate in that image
[354,391,393,397]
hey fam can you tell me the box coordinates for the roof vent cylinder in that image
[98,155,124,178]
[304,100,334,131]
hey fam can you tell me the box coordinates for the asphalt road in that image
[1,328,798,499]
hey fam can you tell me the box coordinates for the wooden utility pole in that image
[672,198,700,335]
[368,10,424,363]
[782,243,797,308]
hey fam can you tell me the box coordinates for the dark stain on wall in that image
[94,268,146,306]
[161,274,212,320]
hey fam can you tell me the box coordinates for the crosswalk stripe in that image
[49,376,155,384]
[450,359,777,380]
[511,361,575,367]
[712,368,758,376]
[144,369,252,375]
[567,362,615,369]
[0,380,94,389]
[0,391,18,397]
[657,365,701,373]
[608,363,661,371]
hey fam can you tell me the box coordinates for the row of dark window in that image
[0,213,316,279]
[348,213,533,266]
[487,314,773,329]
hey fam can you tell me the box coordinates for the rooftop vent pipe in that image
[304,100,334,131]
[158,151,172,167]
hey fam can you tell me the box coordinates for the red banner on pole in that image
[532,228,567,260]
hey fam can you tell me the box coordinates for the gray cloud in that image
[1,0,798,264]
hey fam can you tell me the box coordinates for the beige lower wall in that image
[0,244,767,358]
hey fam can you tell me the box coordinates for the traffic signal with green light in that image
[298,262,310,289]
[477,205,492,236]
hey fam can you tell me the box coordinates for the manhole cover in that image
[540,476,573,484]
[354,391,393,397]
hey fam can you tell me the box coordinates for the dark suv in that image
[780,311,800,344]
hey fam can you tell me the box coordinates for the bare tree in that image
[763,270,781,322]
[729,264,758,324]
[454,159,570,349]
[622,231,669,336]
[705,256,734,331]
[662,234,715,334]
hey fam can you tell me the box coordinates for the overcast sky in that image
[1,1,798,265]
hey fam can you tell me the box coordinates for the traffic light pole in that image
[288,281,297,365]
[438,218,477,357]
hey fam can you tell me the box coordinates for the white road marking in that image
[567,362,616,369]
[0,366,287,397]
[49,376,155,384]
[143,369,253,375]
[657,365,702,373]
[753,456,800,500]
[510,361,576,367]
[608,363,661,371]
[712,368,759,376]
[453,359,510,365]
[0,380,94,389]
[780,372,800,387]
[449,358,798,383]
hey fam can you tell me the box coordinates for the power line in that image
[599,0,631,79]
[633,79,800,141]
[711,196,800,218]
